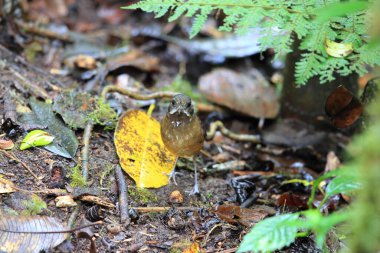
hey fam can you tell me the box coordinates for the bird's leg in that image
[167,157,183,185]
[258,117,265,130]
[189,155,200,195]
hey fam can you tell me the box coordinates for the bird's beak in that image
[169,107,179,115]
[169,106,191,117]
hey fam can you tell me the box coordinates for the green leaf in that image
[325,172,362,199]
[237,213,300,253]
[301,209,350,248]
[189,7,212,38]
[168,6,186,22]
[20,130,54,150]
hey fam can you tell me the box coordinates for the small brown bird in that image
[161,94,204,195]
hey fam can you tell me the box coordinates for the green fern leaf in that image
[190,7,212,38]
[295,53,324,85]
[155,5,170,18]
[168,6,187,21]
[237,213,300,253]
[125,0,374,85]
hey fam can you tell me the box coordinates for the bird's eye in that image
[171,100,175,105]
[186,101,191,107]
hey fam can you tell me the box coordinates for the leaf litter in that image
[0,2,361,252]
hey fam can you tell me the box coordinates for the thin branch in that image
[101,85,178,101]
[206,121,261,143]
[81,121,93,182]
[115,165,130,223]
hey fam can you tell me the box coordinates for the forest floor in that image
[0,1,352,252]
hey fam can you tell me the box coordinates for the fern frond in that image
[295,53,324,85]
[190,6,212,38]
[125,0,376,85]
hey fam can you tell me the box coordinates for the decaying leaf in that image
[18,98,78,158]
[20,130,54,150]
[52,91,97,130]
[106,49,159,72]
[0,215,69,253]
[0,139,14,150]
[0,177,16,194]
[55,195,77,208]
[325,85,363,128]
[182,242,204,253]
[214,205,275,227]
[198,68,280,119]
[114,110,176,188]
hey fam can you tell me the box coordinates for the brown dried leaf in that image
[0,177,16,194]
[214,205,275,226]
[107,49,159,72]
[0,215,68,253]
[199,68,280,118]
[277,192,309,210]
[325,85,363,128]
[0,139,15,150]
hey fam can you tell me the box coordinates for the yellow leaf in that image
[325,39,353,58]
[114,110,176,188]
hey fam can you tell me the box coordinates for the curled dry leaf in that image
[169,190,184,204]
[114,110,176,188]
[325,39,353,58]
[73,54,97,70]
[106,49,159,72]
[0,177,16,194]
[55,195,77,207]
[0,215,68,253]
[214,205,275,227]
[182,242,204,253]
[324,151,341,173]
[325,85,363,128]
[0,139,14,150]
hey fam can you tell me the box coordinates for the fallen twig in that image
[132,206,195,213]
[101,85,178,101]
[81,122,93,182]
[15,20,72,42]
[68,121,94,228]
[115,165,129,223]
[206,121,261,143]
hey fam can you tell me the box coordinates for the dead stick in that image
[101,85,178,101]
[132,206,195,213]
[1,150,40,181]
[81,121,93,182]
[115,165,129,223]
[68,121,94,228]
[10,185,67,196]
[16,20,72,42]
[206,121,261,143]
[0,221,103,234]
[208,248,237,253]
